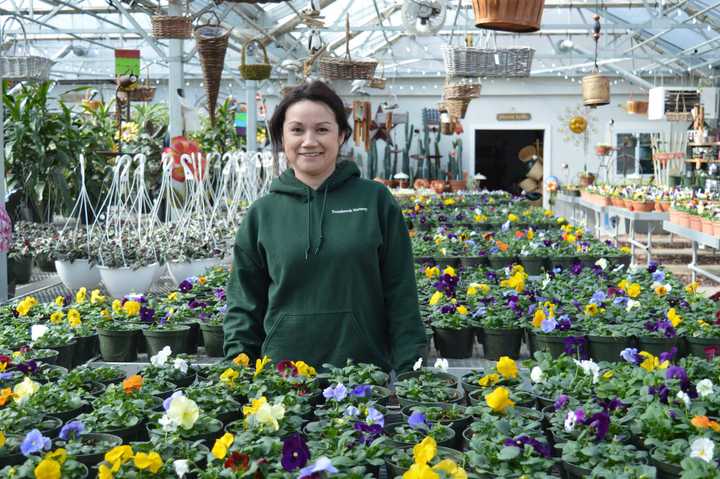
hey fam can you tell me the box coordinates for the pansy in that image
[281,433,311,472]
[299,456,338,479]
[690,438,715,463]
[496,357,518,379]
[21,429,51,456]
[697,379,714,398]
[366,407,384,427]
[408,411,429,430]
[323,384,348,402]
[530,366,544,384]
[433,358,449,372]
[485,387,514,413]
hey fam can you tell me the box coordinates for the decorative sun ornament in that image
[558,105,598,152]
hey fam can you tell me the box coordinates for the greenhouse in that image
[0,0,719,478]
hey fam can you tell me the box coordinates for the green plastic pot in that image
[549,256,577,271]
[588,335,636,363]
[180,321,200,354]
[487,255,515,270]
[8,256,32,284]
[637,336,685,359]
[528,333,569,359]
[434,257,461,269]
[200,323,224,357]
[520,256,546,276]
[460,256,488,269]
[433,327,474,359]
[97,328,139,362]
[47,340,77,370]
[143,326,191,357]
[482,327,523,360]
[686,337,720,360]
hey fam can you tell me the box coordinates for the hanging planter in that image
[470,0,545,33]
[582,15,610,108]
[626,99,648,114]
[55,259,102,291]
[239,39,272,80]
[98,263,160,298]
[0,18,54,81]
[194,12,231,125]
[319,16,377,80]
[167,258,218,285]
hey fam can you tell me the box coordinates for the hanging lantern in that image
[582,15,610,108]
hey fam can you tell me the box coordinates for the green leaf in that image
[497,446,521,460]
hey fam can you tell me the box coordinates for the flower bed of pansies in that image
[417,255,720,361]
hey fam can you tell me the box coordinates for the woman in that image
[223,80,426,373]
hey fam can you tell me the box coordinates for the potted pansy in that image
[630,402,693,454]
[515,228,549,275]
[24,382,89,423]
[525,352,598,407]
[313,384,391,421]
[198,294,226,357]
[467,385,536,417]
[680,437,720,479]
[463,402,544,449]
[61,365,126,389]
[225,395,304,440]
[54,420,122,468]
[184,380,243,425]
[386,412,455,448]
[547,396,634,448]
[460,356,525,397]
[146,391,223,446]
[131,436,209,477]
[386,436,467,479]
[401,405,472,448]
[395,360,462,407]
[141,346,196,387]
[0,431,88,478]
[96,444,173,478]
[96,302,143,362]
[29,325,76,370]
[465,432,556,479]
[246,357,320,401]
[480,302,525,361]
[430,301,475,359]
[0,433,23,468]
[560,438,648,478]
[319,359,389,388]
[527,303,582,360]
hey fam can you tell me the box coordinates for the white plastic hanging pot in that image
[153,262,167,283]
[54,259,102,290]
[98,263,159,299]
[167,258,218,285]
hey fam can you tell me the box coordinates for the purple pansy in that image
[408,411,429,430]
[59,421,85,441]
[299,457,338,479]
[178,280,193,293]
[350,385,371,398]
[322,384,348,402]
[20,429,51,456]
[281,433,311,472]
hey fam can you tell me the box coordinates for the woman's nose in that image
[302,131,319,146]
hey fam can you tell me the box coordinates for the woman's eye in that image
[290,128,303,133]
[317,128,328,133]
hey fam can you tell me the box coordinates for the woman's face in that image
[283,100,345,182]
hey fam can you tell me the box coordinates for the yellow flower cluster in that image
[402,437,467,479]
[485,386,515,414]
[34,448,67,479]
[667,308,683,328]
[98,445,163,478]
[500,269,527,293]
[16,296,38,317]
[424,266,440,279]
[686,282,699,294]
[123,300,141,317]
[466,282,490,297]
[242,396,286,432]
[638,351,669,372]
[211,432,235,460]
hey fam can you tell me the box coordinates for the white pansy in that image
[30,325,48,341]
[530,366,545,384]
[150,346,172,367]
[595,258,608,270]
[434,358,449,373]
[159,414,178,432]
[173,357,189,374]
[167,395,200,430]
[690,438,715,463]
[573,359,600,383]
[697,379,714,398]
[626,299,641,312]
[677,390,691,408]
[173,459,189,478]
[564,411,577,433]
[413,357,423,371]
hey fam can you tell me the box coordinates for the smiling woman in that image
[223,80,427,373]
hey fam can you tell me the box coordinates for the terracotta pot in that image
[689,215,703,232]
[579,174,595,187]
[714,221,720,237]
[702,218,715,235]
[398,179,409,188]
[388,179,399,188]
[471,0,545,32]
[626,201,635,211]
[633,201,654,212]
[654,201,663,212]
[414,178,429,190]
[449,180,466,192]
[676,211,690,228]
[611,197,624,207]
[661,202,670,212]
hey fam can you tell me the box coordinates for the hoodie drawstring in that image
[305,188,311,261]
[315,184,328,255]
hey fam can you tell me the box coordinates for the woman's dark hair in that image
[268,80,352,156]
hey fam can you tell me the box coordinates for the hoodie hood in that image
[270,160,361,197]
[269,160,361,260]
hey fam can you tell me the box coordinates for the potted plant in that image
[385,437,466,479]
[465,431,556,478]
[54,420,123,468]
[431,304,475,359]
[52,229,102,291]
[96,233,161,298]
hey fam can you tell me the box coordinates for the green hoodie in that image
[223,160,426,372]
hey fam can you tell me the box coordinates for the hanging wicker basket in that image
[582,71,610,108]
[240,39,272,80]
[439,99,470,119]
[319,16,377,80]
[0,17,54,81]
[626,99,648,115]
[442,34,534,78]
[443,81,481,100]
[128,85,156,102]
[151,15,192,39]
[471,0,545,33]
[194,12,231,125]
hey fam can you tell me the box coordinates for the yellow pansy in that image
[565,233,577,244]
[617,279,629,291]
[627,283,641,298]
[111,300,122,313]
[474,214,488,223]
[412,436,437,465]
[34,458,60,479]
[443,198,456,206]
[668,308,683,328]
[638,351,669,372]
[508,213,519,222]
[443,266,456,277]
[424,266,440,279]
[75,288,87,304]
[496,357,518,379]
[198,276,207,285]
[211,432,234,460]
[620,246,631,254]
[67,309,81,328]
[98,464,114,479]
[429,291,444,306]
[105,445,133,472]
[456,305,468,316]
[167,292,178,301]
[243,396,267,417]
[544,209,554,217]
[433,459,468,479]
[478,373,500,387]
[527,229,535,240]
[100,309,111,320]
[584,303,599,317]
[254,356,271,377]
[293,361,317,377]
[13,377,39,403]
[686,282,699,294]
[123,300,141,317]
[485,386,515,413]
[49,311,64,324]
[403,463,439,479]
[46,449,67,465]
[655,285,669,296]
[219,368,239,386]
[90,289,105,304]
[16,299,33,317]
[232,353,250,367]
[602,371,614,380]
[532,309,546,328]
[54,296,64,307]
[0,431,5,447]
[134,451,163,473]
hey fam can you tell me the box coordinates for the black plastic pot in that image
[460,256,488,269]
[434,257,460,269]
[143,326,191,356]
[481,327,523,360]
[686,337,720,359]
[563,461,592,479]
[433,327,474,359]
[200,323,224,357]
[487,255,515,270]
[148,418,223,446]
[650,453,682,479]
[528,333,569,359]
[520,256,547,276]
[397,389,465,409]
[385,421,455,449]
[588,335,636,363]
[97,328,139,362]
[52,401,90,423]
[180,321,200,354]
[637,336,685,359]
[47,340,77,370]
[74,334,99,366]
[62,433,123,468]
[549,256,577,271]
[34,253,56,273]
[93,421,146,442]
[395,370,459,389]
[8,256,32,284]
[400,405,471,450]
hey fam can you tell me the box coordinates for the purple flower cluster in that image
[281,433,310,471]
[503,435,551,458]
[644,320,676,338]
[433,274,459,298]
[563,336,589,359]
[353,421,384,445]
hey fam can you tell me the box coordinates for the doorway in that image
[474,129,545,193]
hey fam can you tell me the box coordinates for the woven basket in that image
[151,15,192,39]
[626,100,648,114]
[240,39,272,81]
[582,72,610,108]
[194,12,230,125]
[439,99,470,119]
[471,0,545,33]
[422,108,440,127]
[128,85,156,102]
[443,45,533,78]
[368,77,386,89]
[319,16,377,80]
[443,82,481,100]
[0,18,53,81]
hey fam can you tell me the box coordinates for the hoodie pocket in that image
[262,311,378,367]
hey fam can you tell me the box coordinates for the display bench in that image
[576,198,611,239]
[554,193,581,225]
[607,206,669,266]
[663,221,720,284]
